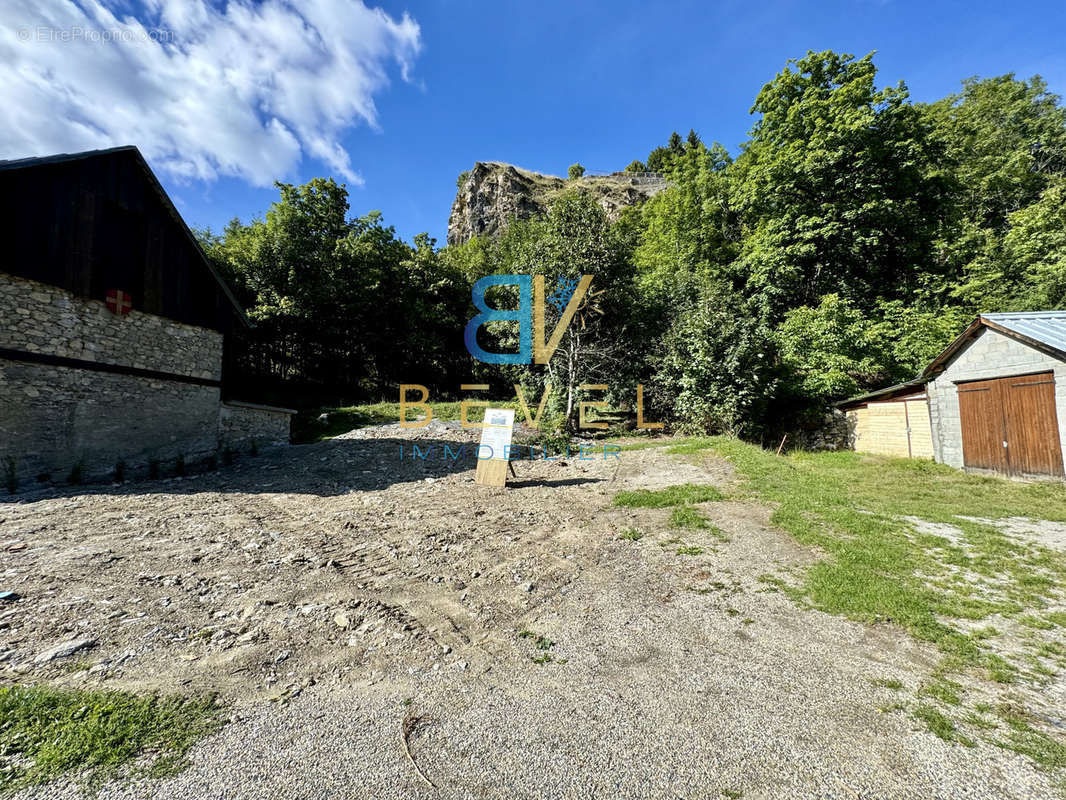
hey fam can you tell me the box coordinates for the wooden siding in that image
[0,149,238,333]
[958,371,1064,477]
[848,392,933,459]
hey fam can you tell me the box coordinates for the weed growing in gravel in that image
[996,705,1066,769]
[918,679,964,706]
[618,528,644,541]
[871,677,904,691]
[613,484,722,508]
[0,685,223,793]
[914,705,972,744]
[676,545,704,556]
[670,507,710,529]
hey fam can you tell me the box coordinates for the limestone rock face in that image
[447,162,665,245]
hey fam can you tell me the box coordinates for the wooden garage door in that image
[957,372,1064,477]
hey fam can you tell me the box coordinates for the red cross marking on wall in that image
[106,289,132,315]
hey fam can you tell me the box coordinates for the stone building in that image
[0,146,292,491]
[840,312,1066,479]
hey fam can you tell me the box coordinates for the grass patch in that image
[676,545,705,556]
[613,483,723,508]
[872,677,904,691]
[918,678,964,706]
[618,528,644,541]
[693,438,1066,660]
[669,507,710,529]
[913,705,962,742]
[0,684,223,793]
[655,436,1066,772]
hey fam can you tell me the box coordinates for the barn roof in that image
[0,145,248,327]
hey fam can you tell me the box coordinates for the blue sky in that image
[4,0,1066,245]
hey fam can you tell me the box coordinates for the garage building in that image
[840,312,1066,479]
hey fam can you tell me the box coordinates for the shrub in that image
[567,163,585,179]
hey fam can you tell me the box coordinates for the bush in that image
[567,163,585,179]
[654,285,778,437]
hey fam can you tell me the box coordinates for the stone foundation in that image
[219,401,295,451]
[0,359,220,486]
[0,272,291,492]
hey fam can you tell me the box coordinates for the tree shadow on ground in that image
[4,435,617,501]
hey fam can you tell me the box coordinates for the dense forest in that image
[201,50,1066,441]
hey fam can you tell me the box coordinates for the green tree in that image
[774,294,889,405]
[653,284,777,437]
[733,50,945,320]
[568,163,586,179]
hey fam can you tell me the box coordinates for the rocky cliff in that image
[447,162,666,245]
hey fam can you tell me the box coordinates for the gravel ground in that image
[1,425,1058,798]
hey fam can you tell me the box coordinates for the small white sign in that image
[477,408,515,461]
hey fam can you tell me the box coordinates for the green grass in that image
[618,528,644,541]
[644,436,1066,770]
[680,439,1066,660]
[676,545,705,556]
[613,483,723,508]
[292,400,519,444]
[669,506,711,529]
[0,684,223,794]
[872,677,905,691]
[914,705,966,743]
[997,706,1066,769]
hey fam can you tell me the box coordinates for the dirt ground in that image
[0,423,1059,798]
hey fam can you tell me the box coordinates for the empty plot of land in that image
[1,427,1062,798]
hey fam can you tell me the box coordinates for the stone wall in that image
[219,401,294,450]
[0,273,222,380]
[0,272,227,489]
[789,410,853,451]
[0,360,220,486]
[927,327,1066,468]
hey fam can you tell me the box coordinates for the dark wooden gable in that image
[0,147,245,333]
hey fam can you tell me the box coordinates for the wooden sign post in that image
[474,408,515,487]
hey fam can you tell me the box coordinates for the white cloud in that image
[0,0,421,185]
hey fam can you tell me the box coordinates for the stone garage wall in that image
[0,272,226,489]
[219,401,294,451]
[927,327,1066,469]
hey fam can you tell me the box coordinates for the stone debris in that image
[34,636,97,664]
